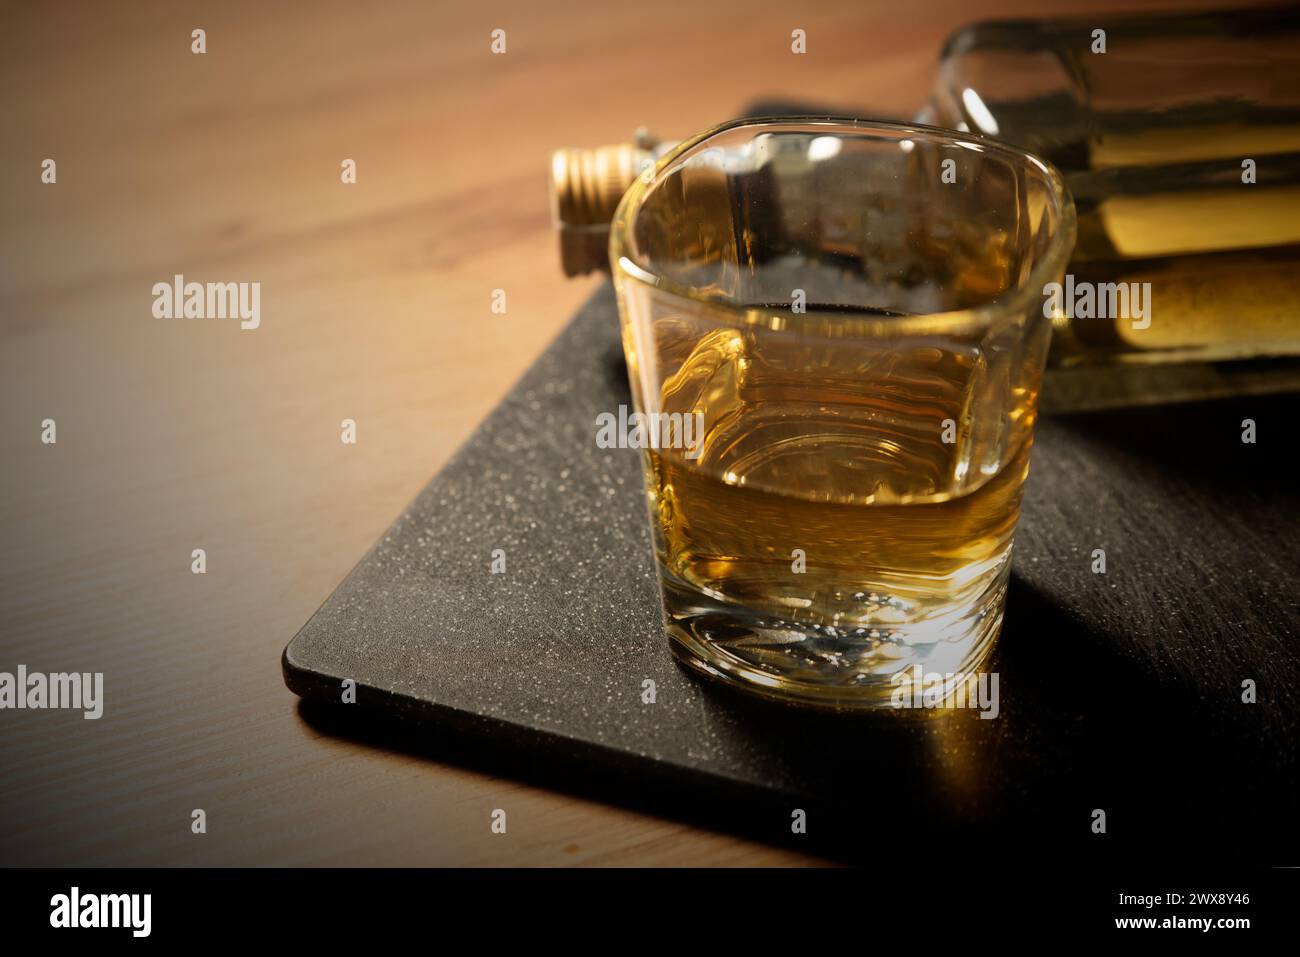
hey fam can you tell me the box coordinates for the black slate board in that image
[284,280,1300,860]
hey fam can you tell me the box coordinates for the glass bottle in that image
[550,8,1300,371]
[920,8,1300,367]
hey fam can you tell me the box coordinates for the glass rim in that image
[609,115,1078,339]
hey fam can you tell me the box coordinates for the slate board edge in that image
[279,285,835,814]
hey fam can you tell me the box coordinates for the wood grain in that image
[0,0,1243,866]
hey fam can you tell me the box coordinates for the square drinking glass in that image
[609,118,1075,708]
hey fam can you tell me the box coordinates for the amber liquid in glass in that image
[642,311,1035,704]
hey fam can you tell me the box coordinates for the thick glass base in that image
[661,568,1007,711]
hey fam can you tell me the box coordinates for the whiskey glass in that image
[610,118,1075,708]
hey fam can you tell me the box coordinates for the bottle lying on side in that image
[550,8,1300,379]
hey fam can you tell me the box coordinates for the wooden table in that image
[0,0,1237,866]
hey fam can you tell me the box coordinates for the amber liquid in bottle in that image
[928,10,1300,368]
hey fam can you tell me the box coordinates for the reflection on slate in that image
[284,282,1299,859]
